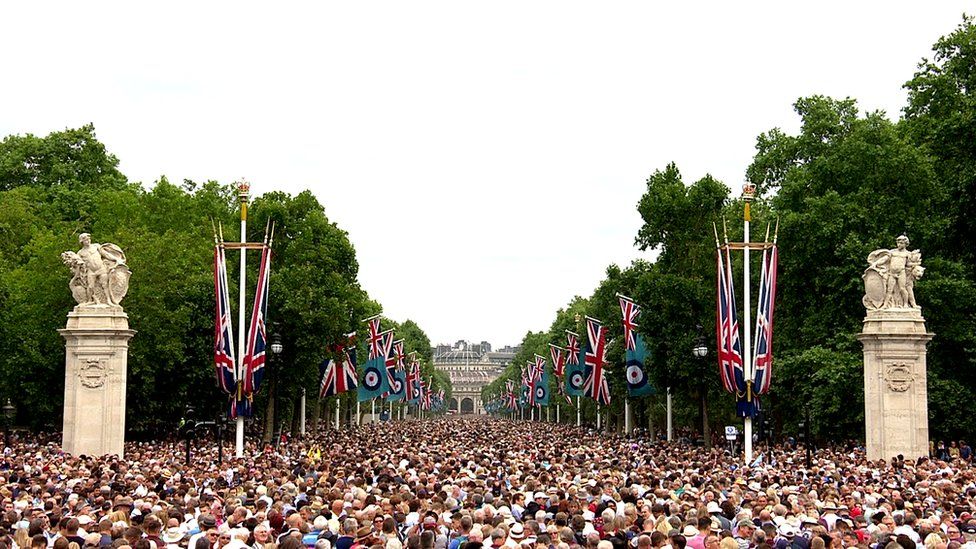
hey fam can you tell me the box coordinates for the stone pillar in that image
[858,308,932,461]
[59,306,135,457]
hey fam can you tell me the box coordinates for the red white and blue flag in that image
[386,339,407,401]
[406,357,421,403]
[582,317,611,406]
[505,380,517,410]
[320,337,358,398]
[367,316,384,360]
[213,244,236,395]
[620,295,653,397]
[752,244,778,395]
[420,378,433,410]
[549,344,565,378]
[564,331,585,397]
[717,244,745,395]
[241,243,272,400]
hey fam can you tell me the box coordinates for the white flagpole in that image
[334,398,340,430]
[666,387,673,441]
[625,399,632,434]
[743,185,754,464]
[299,388,306,436]
[597,404,601,430]
[576,396,581,427]
[235,183,248,458]
[356,400,360,426]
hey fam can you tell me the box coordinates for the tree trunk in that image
[701,388,712,448]
[262,377,277,443]
[310,396,321,434]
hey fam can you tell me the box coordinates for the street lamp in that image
[2,400,15,448]
[269,332,284,444]
[692,325,710,447]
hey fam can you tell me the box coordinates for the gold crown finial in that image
[742,183,756,200]
[237,179,250,197]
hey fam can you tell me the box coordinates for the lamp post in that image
[2,400,14,448]
[692,326,710,448]
[269,332,283,445]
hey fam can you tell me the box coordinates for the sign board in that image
[725,425,739,440]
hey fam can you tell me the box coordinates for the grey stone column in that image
[59,307,135,457]
[858,309,933,461]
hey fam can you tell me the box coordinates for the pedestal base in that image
[59,306,135,457]
[858,308,932,461]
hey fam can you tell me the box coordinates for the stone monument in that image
[859,234,933,461]
[59,233,134,456]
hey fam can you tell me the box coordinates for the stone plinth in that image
[858,308,933,461]
[59,306,135,457]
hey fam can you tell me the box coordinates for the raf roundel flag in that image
[564,331,585,397]
[358,322,392,401]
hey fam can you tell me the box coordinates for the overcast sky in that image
[1,2,969,347]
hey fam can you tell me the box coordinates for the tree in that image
[904,16,976,267]
[747,95,976,436]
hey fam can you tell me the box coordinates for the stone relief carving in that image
[78,358,109,389]
[884,363,914,392]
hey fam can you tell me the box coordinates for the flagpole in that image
[356,400,360,426]
[556,404,560,424]
[334,398,340,430]
[235,182,248,458]
[597,404,601,430]
[743,184,754,464]
[625,399,632,434]
[666,387,673,441]
[298,388,306,437]
[576,396,581,427]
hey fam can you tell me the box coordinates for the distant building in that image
[432,340,517,414]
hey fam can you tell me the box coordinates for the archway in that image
[448,398,459,412]
[460,397,475,414]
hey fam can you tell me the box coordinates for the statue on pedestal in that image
[862,235,924,311]
[61,233,130,307]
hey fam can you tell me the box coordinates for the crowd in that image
[0,418,972,549]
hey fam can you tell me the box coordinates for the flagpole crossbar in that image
[221,242,272,250]
[719,242,775,251]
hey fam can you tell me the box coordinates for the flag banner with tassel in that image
[582,317,612,406]
[359,317,392,401]
[752,235,778,395]
[619,295,654,397]
[564,331,585,397]
[533,354,550,406]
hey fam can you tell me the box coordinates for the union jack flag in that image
[752,244,778,395]
[549,344,565,378]
[213,244,236,395]
[241,243,271,400]
[366,316,383,360]
[320,343,358,398]
[505,380,517,410]
[405,358,421,402]
[717,244,745,395]
[420,378,433,410]
[386,338,407,401]
[582,317,611,406]
[522,362,536,407]
[565,330,584,397]
[619,295,639,352]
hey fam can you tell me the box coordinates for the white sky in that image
[1,2,969,347]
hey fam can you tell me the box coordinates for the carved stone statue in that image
[862,235,924,311]
[61,233,130,307]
